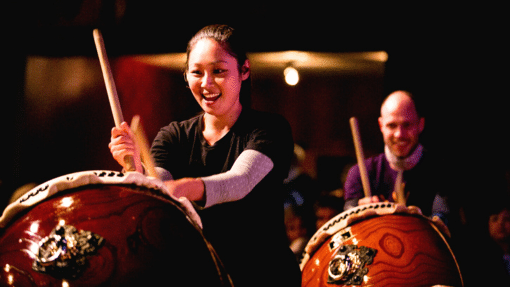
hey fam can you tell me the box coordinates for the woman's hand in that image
[164,178,205,202]
[108,122,143,173]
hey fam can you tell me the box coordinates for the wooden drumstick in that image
[349,117,371,198]
[93,29,136,171]
[395,170,406,205]
[130,115,159,179]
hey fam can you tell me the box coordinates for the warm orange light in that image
[284,66,299,86]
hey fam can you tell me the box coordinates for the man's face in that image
[379,94,424,158]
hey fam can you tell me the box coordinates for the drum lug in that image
[327,245,377,285]
[32,223,104,279]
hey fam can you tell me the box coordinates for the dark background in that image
[3,2,509,222]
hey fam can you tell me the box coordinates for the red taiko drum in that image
[0,170,232,286]
[300,203,463,287]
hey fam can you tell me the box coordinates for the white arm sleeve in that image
[155,166,173,181]
[201,149,274,208]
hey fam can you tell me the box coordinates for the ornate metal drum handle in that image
[32,223,104,279]
[327,245,377,286]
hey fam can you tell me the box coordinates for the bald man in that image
[343,91,449,222]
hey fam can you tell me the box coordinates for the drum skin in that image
[0,184,232,286]
[301,213,463,287]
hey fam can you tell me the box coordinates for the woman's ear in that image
[183,71,191,89]
[241,59,250,81]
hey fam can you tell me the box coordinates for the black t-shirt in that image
[151,108,300,286]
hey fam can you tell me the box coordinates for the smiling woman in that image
[185,38,249,130]
[108,24,301,287]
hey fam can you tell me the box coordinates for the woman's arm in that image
[162,149,273,208]
[201,149,273,208]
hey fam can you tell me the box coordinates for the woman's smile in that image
[202,92,221,102]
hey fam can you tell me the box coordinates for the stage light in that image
[284,66,299,86]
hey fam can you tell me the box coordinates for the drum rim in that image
[0,170,202,229]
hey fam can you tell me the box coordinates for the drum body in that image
[0,171,232,287]
[300,203,463,287]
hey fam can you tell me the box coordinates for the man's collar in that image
[385,144,423,171]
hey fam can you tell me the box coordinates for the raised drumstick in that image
[130,115,159,179]
[93,29,136,171]
[349,117,371,198]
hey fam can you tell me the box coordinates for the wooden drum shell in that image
[301,204,463,287]
[0,173,231,286]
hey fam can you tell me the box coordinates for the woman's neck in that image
[202,107,242,145]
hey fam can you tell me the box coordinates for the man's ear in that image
[418,117,425,133]
[241,59,250,80]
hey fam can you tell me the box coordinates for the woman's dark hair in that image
[185,24,251,108]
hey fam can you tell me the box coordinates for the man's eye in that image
[214,69,227,74]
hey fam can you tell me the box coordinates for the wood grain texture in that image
[0,185,232,286]
[302,214,463,286]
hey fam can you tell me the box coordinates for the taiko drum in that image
[0,171,232,286]
[300,203,463,287]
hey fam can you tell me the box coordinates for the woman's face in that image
[186,38,249,119]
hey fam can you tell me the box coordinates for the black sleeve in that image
[150,121,192,179]
[244,112,294,180]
